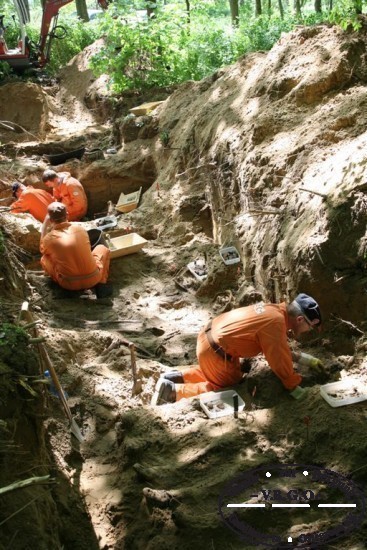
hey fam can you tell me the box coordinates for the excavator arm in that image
[38,0,109,67]
[37,0,74,66]
[0,0,108,70]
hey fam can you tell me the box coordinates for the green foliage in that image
[0,61,12,80]
[329,0,362,30]
[237,14,293,52]
[160,129,170,146]
[0,323,37,374]
[0,0,361,88]
[237,11,326,53]
[0,8,100,78]
[45,16,100,75]
[88,1,333,94]
[90,5,239,91]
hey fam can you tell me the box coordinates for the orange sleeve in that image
[11,196,27,213]
[65,181,85,213]
[40,234,50,254]
[258,320,302,390]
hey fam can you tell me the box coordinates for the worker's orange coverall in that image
[10,186,53,222]
[53,172,87,221]
[176,302,302,400]
[40,222,110,291]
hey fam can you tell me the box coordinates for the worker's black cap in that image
[295,293,322,326]
[48,202,67,222]
[12,182,22,197]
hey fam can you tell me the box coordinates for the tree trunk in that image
[146,1,156,19]
[278,0,284,18]
[185,0,190,24]
[314,0,322,12]
[75,0,89,22]
[293,0,301,16]
[255,0,262,16]
[229,0,239,26]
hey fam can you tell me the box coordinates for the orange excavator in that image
[0,0,108,71]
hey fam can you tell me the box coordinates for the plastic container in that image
[108,233,147,259]
[200,390,245,419]
[320,378,367,407]
[219,246,241,265]
[44,370,68,398]
[187,259,208,281]
[94,215,118,231]
[116,187,142,213]
[87,228,107,250]
[44,147,85,166]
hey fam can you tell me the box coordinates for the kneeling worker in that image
[153,294,323,405]
[42,169,88,221]
[11,182,53,222]
[40,203,112,298]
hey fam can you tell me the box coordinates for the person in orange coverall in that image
[152,294,322,405]
[40,203,112,298]
[42,169,87,221]
[10,182,53,222]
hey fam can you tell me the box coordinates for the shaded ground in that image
[1,22,367,550]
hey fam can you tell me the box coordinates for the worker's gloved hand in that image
[289,386,308,400]
[298,352,324,371]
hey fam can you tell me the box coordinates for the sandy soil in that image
[1,23,367,550]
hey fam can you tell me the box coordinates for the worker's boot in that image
[163,371,184,384]
[95,283,113,299]
[151,379,176,406]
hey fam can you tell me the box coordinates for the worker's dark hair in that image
[48,202,67,223]
[42,169,58,182]
[12,181,24,197]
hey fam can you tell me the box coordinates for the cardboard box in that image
[129,101,165,116]
[109,233,147,259]
[116,187,142,214]
[200,390,245,419]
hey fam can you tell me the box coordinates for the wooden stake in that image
[18,302,83,442]
[299,188,327,198]
[129,342,143,396]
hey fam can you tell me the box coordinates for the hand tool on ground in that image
[233,393,238,419]
[19,301,83,442]
[129,342,143,396]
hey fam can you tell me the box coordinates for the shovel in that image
[19,302,84,443]
[39,344,84,443]
[129,342,143,397]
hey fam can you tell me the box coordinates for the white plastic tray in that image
[320,378,367,407]
[187,260,208,281]
[200,390,245,419]
[94,215,118,231]
[108,233,147,259]
[219,246,240,265]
